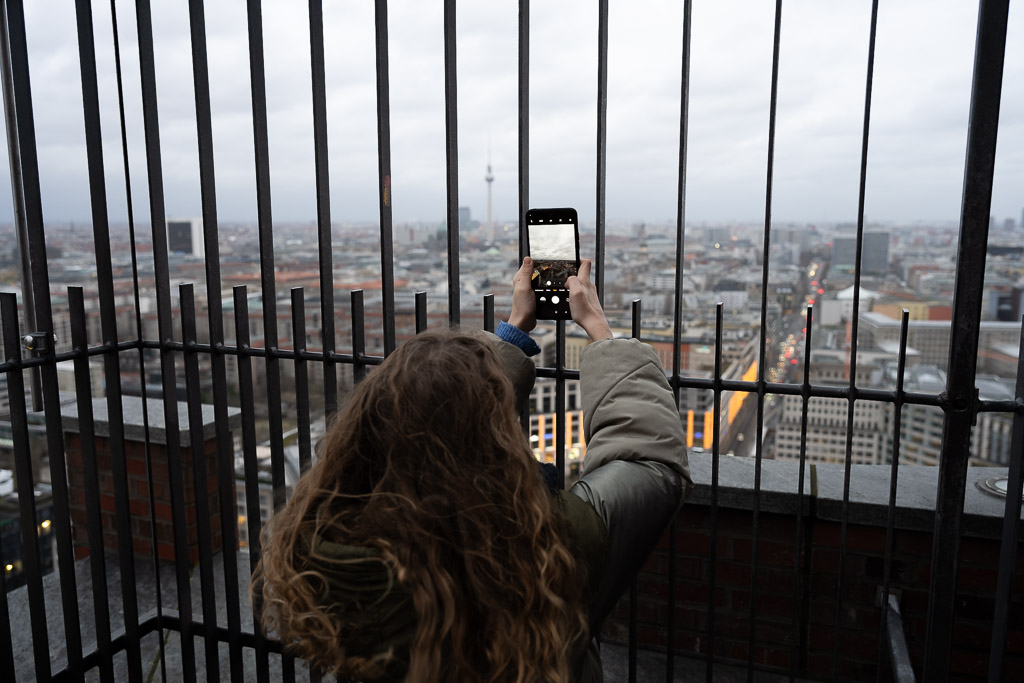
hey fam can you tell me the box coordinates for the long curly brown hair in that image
[253,329,587,681]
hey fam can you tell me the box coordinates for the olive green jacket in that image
[568,338,691,682]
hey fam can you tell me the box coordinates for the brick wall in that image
[65,432,229,564]
[603,504,1024,681]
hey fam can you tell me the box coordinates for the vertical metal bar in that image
[443,0,460,326]
[74,0,144,677]
[307,0,338,419]
[1,293,48,679]
[705,302,724,683]
[3,2,83,673]
[595,0,608,302]
[109,0,164,675]
[517,0,529,259]
[181,284,220,682]
[925,2,1009,678]
[186,1,242,676]
[243,25,294,678]
[628,299,642,682]
[134,1,197,678]
[669,0,692,406]
[0,0,39,413]
[292,288,312,476]
[834,2,879,677]
[789,304,815,681]
[877,310,910,682]
[667,5,692,678]
[555,320,566,490]
[415,291,427,334]
[245,0,287,523]
[234,286,270,683]
[748,1,784,677]
[986,317,1024,681]
[483,294,495,332]
[352,290,366,383]
[373,0,397,354]
[69,287,115,683]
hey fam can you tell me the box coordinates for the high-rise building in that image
[167,218,204,258]
[459,206,472,232]
[831,231,889,276]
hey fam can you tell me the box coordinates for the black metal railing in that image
[0,0,1019,681]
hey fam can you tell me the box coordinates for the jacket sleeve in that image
[568,337,691,631]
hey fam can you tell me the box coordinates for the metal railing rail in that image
[925,2,1010,680]
[0,1,1018,681]
[837,0,880,679]
[884,594,916,683]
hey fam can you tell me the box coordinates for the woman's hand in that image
[567,259,613,341]
[507,257,537,332]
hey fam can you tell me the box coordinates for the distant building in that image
[458,206,474,232]
[775,350,889,465]
[890,365,946,467]
[890,367,1016,467]
[167,218,204,258]
[859,311,1021,371]
[527,377,584,479]
[712,278,748,312]
[971,375,1016,466]
[817,286,882,326]
[832,232,889,276]
[705,226,733,249]
[774,227,809,254]
[980,342,1019,377]
[650,269,677,292]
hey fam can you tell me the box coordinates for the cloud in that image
[0,0,1019,227]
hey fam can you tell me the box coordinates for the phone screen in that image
[527,208,578,319]
[529,223,577,288]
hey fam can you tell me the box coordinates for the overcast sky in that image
[6,0,1023,229]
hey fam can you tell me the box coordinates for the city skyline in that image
[0,0,1018,228]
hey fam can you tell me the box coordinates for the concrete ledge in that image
[61,396,242,448]
[687,453,1021,538]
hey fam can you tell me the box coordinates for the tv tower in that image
[485,148,495,243]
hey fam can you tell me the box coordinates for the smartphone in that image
[525,207,580,320]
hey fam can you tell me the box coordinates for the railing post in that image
[3,0,82,676]
[517,0,529,260]
[924,1,1010,679]
[374,0,397,354]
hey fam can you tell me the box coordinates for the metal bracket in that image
[21,331,53,356]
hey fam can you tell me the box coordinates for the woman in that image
[253,259,690,682]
